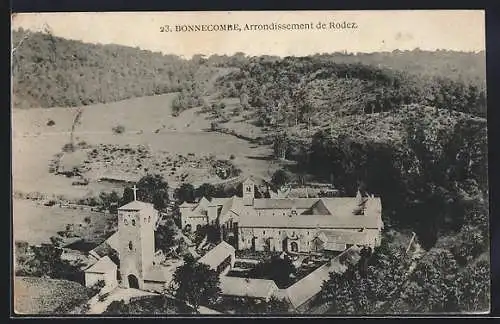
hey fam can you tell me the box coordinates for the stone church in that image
[84,187,235,292]
[180,178,384,253]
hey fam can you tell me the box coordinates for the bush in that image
[47,119,56,126]
[62,143,75,153]
[112,125,125,134]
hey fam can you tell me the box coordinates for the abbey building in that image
[180,178,384,253]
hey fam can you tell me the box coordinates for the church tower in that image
[117,186,157,289]
[242,178,255,206]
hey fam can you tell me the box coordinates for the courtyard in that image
[228,250,342,289]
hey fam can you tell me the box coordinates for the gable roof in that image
[208,197,232,207]
[238,214,380,229]
[89,231,120,259]
[84,256,117,274]
[118,200,154,211]
[219,276,279,299]
[253,198,319,210]
[192,197,210,214]
[143,259,184,283]
[315,198,359,216]
[197,241,235,270]
[319,230,370,245]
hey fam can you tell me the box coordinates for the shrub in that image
[62,143,75,153]
[229,154,235,160]
[112,125,125,134]
[47,119,56,126]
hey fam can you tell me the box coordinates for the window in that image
[124,218,128,225]
[131,219,136,226]
[246,186,252,192]
[128,241,133,251]
[148,216,151,223]
[263,230,266,235]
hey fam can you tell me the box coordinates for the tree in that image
[455,259,490,312]
[403,248,459,313]
[270,169,291,190]
[99,190,121,213]
[122,187,135,205]
[155,223,178,254]
[248,255,296,288]
[174,183,195,203]
[195,183,217,200]
[16,243,83,282]
[137,174,169,211]
[273,132,290,160]
[172,255,221,312]
[239,91,250,110]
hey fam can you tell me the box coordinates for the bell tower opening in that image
[242,178,255,206]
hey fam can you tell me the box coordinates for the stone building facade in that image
[179,178,384,253]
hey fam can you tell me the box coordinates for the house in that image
[219,276,280,302]
[83,256,118,288]
[197,241,235,275]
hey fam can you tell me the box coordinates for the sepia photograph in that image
[11,10,489,316]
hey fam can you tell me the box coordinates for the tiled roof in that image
[144,260,184,283]
[238,214,380,229]
[84,256,116,274]
[90,232,120,258]
[179,201,196,208]
[105,232,120,251]
[253,198,319,210]
[208,197,232,207]
[143,266,167,282]
[192,197,210,214]
[319,230,370,245]
[219,276,279,299]
[118,200,154,211]
[198,241,235,270]
[313,198,360,216]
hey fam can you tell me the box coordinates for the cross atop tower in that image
[132,185,138,201]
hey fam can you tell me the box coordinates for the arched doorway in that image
[290,241,299,252]
[251,237,257,251]
[128,274,139,289]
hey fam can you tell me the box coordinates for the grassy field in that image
[14,276,91,314]
[12,93,278,200]
[13,198,115,245]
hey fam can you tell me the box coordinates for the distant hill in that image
[12,29,486,113]
[215,56,487,122]
[11,29,218,109]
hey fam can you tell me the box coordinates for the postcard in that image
[11,10,489,316]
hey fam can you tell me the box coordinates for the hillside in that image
[12,29,224,109]
[215,56,486,123]
[14,276,91,314]
[12,29,486,113]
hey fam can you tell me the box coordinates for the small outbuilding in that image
[84,256,118,288]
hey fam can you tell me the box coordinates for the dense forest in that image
[12,28,486,114]
[11,29,220,108]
